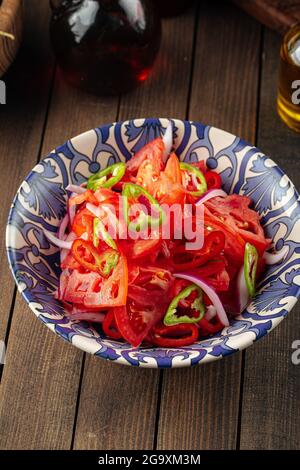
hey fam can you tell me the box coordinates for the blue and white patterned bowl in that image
[6,118,300,368]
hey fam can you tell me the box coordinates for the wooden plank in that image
[156,1,261,450]
[73,7,197,450]
[0,16,120,453]
[0,0,53,345]
[239,29,300,450]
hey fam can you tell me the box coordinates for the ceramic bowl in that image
[6,118,300,367]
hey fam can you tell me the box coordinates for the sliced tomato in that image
[113,266,174,347]
[62,271,100,305]
[62,254,128,308]
[61,251,81,271]
[205,195,271,255]
[94,187,120,206]
[205,208,245,263]
[129,238,162,259]
[84,254,128,308]
[127,137,164,175]
[69,189,98,206]
[164,153,182,184]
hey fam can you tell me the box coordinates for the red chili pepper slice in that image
[149,323,199,347]
[72,239,119,277]
[205,171,222,189]
[198,318,224,336]
[171,231,225,270]
[102,310,122,340]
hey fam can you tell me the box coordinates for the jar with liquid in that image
[50,0,161,95]
[277,23,300,132]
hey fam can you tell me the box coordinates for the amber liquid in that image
[277,24,300,132]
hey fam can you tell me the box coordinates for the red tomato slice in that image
[205,195,270,255]
[113,267,174,347]
[204,208,245,263]
[127,137,164,175]
[164,153,182,184]
[129,238,162,259]
[84,254,128,308]
[62,255,128,308]
[69,189,98,206]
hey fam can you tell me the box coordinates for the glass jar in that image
[50,0,161,95]
[277,23,300,132]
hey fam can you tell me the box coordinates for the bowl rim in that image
[6,117,300,368]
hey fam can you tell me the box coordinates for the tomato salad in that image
[47,123,276,348]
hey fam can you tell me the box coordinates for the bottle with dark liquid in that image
[50,0,161,95]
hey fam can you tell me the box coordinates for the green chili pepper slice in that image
[122,183,165,231]
[180,162,207,197]
[99,249,119,277]
[244,242,258,297]
[164,284,205,326]
[87,162,126,190]
[93,218,117,251]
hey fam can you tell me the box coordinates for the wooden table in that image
[0,1,299,451]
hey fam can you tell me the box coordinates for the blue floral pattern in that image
[6,118,300,368]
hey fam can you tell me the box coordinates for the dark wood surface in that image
[0,0,299,450]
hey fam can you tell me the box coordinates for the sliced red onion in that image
[61,232,77,263]
[65,311,105,323]
[205,305,217,321]
[44,230,73,250]
[162,121,173,163]
[86,202,102,218]
[66,184,86,194]
[263,245,289,265]
[236,265,249,314]
[68,192,79,225]
[195,189,227,206]
[58,213,69,240]
[174,273,229,326]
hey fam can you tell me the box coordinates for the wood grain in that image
[156,1,261,450]
[0,0,53,346]
[73,6,197,450]
[0,0,23,77]
[0,5,120,451]
[232,0,300,34]
[239,29,300,450]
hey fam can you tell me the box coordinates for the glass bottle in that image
[277,23,300,132]
[49,0,161,95]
